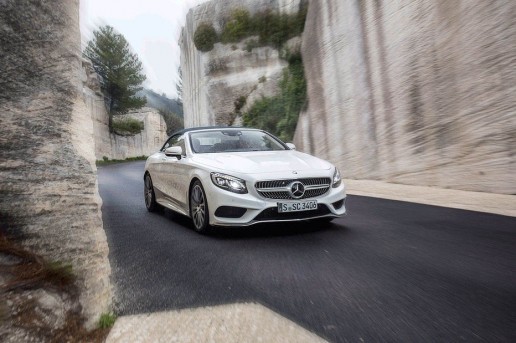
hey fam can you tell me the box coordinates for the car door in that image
[152,134,181,197]
[160,134,190,211]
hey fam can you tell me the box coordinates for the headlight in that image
[332,167,342,188]
[210,172,248,194]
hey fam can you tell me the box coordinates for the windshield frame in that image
[188,129,289,154]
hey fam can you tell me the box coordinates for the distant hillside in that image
[138,88,183,117]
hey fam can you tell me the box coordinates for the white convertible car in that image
[144,127,346,233]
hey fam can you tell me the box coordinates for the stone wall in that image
[0,0,112,326]
[180,0,300,127]
[294,0,516,194]
[82,61,168,160]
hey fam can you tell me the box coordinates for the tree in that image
[83,25,146,132]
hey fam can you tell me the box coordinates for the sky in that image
[80,0,208,99]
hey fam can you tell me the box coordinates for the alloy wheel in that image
[190,182,209,232]
[144,174,159,212]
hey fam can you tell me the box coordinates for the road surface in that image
[98,161,516,342]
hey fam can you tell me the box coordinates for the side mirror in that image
[165,146,183,158]
[286,143,296,150]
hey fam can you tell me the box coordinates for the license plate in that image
[278,200,318,213]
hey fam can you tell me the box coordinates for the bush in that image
[112,117,144,135]
[194,23,218,52]
[221,9,252,43]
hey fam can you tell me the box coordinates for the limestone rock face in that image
[295,0,516,194]
[81,62,168,160]
[181,0,299,127]
[0,0,112,326]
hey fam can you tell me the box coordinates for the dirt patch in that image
[0,234,111,342]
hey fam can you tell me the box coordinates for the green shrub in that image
[112,117,144,135]
[98,312,117,329]
[221,9,252,43]
[194,23,218,52]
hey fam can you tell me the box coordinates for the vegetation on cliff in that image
[193,5,308,52]
[112,117,145,136]
[191,3,308,142]
[194,23,219,52]
[243,52,307,142]
[83,25,147,132]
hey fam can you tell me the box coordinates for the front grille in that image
[253,204,331,221]
[255,177,331,200]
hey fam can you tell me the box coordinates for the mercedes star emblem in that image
[289,181,305,199]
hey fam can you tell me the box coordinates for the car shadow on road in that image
[212,222,344,240]
[160,208,345,239]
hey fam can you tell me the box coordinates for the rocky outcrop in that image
[295,0,516,194]
[108,109,168,159]
[180,0,300,127]
[0,0,112,326]
[82,61,168,160]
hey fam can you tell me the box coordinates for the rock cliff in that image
[0,0,112,326]
[295,0,515,194]
[181,0,515,194]
[82,61,168,160]
[180,0,300,127]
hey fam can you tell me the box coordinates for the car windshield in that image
[189,130,287,153]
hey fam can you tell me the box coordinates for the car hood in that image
[191,151,333,174]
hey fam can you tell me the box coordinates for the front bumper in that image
[204,181,347,227]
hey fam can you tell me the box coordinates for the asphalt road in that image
[98,161,516,342]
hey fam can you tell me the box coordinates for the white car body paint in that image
[144,128,346,227]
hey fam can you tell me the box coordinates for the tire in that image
[190,180,211,233]
[144,174,160,212]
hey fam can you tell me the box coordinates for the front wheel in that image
[190,180,211,233]
[144,174,160,212]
